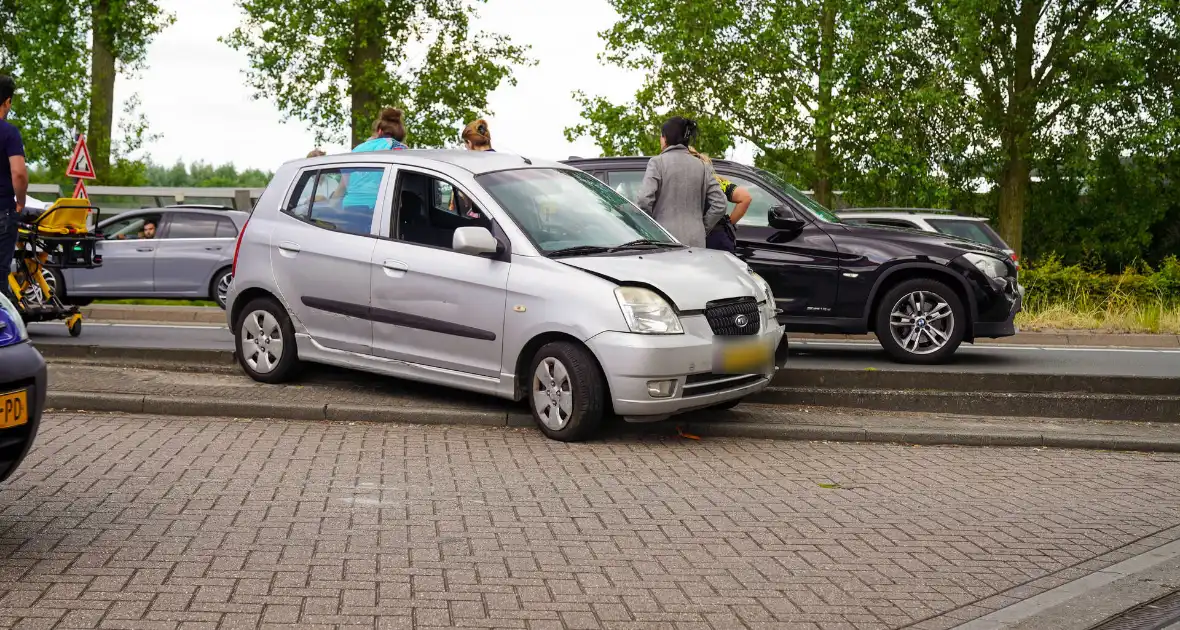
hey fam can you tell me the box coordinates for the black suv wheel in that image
[874,278,966,364]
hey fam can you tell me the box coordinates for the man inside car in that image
[115,219,157,240]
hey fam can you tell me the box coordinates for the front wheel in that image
[235,298,301,383]
[210,268,233,310]
[874,278,966,364]
[527,342,607,442]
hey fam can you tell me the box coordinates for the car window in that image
[927,218,1008,248]
[394,170,492,251]
[753,168,842,223]
[102,215,161,240]
[478,168,676,254]
[215,218,239,238]
[284,167,383,236]
[719,175,782,228]
[606,171,644,205]
[164,213,221,239]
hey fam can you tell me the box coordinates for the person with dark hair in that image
[635,116,727,247]
[0,74,28,304]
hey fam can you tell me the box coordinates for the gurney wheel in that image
[68,318,82,338]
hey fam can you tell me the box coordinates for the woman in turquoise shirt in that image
[336,108,408,232]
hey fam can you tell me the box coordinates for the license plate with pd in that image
[712,336,774,375]
[0,390,29,429]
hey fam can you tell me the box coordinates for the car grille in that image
[683,372,766,397]
[704,297,760,336]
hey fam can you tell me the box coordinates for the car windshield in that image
[927,218,1009,248]
[476,168,680,255]
[753,168,843,224]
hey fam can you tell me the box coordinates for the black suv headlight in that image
[963,253,1010,280]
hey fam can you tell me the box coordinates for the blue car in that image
[0,292,46,482]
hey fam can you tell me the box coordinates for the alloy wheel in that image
[532,357,573,431]
[888,290,955,355]
[241,309,284,373]
[216,273,233,308]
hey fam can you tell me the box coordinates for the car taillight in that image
[232,218,249,276]
[1010,252,1020,269]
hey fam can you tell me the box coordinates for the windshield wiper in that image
[547,245,615,258]
[609,239,679,251]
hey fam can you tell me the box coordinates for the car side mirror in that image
[453,226,500,256]
[768,206,806,232]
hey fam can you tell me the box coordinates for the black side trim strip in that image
[300,296,497,341]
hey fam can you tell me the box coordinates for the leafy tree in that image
[224,0,531,148]
[566,0,947,209]
[88,0,173,180]
[0,0,89,171]
[917,0,1180,256]
[1,0,169,180]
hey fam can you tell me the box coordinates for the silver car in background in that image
[51,206,248,309]
[227,150,786,441]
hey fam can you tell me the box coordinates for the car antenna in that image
[521,156,532,165]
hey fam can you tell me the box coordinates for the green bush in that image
[1021,256,1180,309]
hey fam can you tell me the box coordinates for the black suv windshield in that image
[477,168,680,255]
[753,168,843,224]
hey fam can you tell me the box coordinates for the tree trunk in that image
[348,9,384,148]
[812,0,837,209]
[87,0,115,181]
[996,0,1041,257]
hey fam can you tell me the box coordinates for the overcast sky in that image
[115,0,658,171]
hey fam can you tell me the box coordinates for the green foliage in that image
[223,0,531,148]
[0,0,170,173]
[1021,256,1180,309]
[143,161,272,188]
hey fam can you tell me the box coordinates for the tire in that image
[210,267,233,310]
[67,318,82,338]
[235,298,301,383]
[527,341,607,442]
[874,278,966,364]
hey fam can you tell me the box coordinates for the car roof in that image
[838,209,990,221]
[288,149,568,175]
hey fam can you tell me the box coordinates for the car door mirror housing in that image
[768,206,806,232]
[453,226,500,256]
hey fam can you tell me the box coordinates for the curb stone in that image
[44,391,1180,453]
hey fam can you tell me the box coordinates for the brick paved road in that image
[2,414,1180,630]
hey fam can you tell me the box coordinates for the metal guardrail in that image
[28,184,262,212]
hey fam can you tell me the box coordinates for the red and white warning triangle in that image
[66,136,97,180]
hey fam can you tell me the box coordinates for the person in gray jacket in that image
[635,117,728,248]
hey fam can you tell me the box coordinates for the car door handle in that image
[204,246,223,251]
[136,247,154,252]
[381,259,409,277]
[278,241,301,254]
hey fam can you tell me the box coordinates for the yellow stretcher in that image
[7,198,102,337]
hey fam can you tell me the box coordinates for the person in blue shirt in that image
[0,75,28,305]
[338,107,407,221]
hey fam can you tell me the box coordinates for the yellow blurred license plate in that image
[0,390,29,429]
[712,337,773,375]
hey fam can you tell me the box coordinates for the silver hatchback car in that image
[53,206,248,309]
[226,150,785,441]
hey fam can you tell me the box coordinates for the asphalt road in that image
[28,321,1180,377]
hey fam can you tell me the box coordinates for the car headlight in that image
[963,253,1008,280]
[0,292,28,347]
[614,286,683,334]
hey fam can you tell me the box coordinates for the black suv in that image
[564,157,1022,364]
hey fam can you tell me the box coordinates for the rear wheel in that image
[527,342,606,442]
[235,298,301,383]
[210,267,233,310]
[874,278,966,364]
